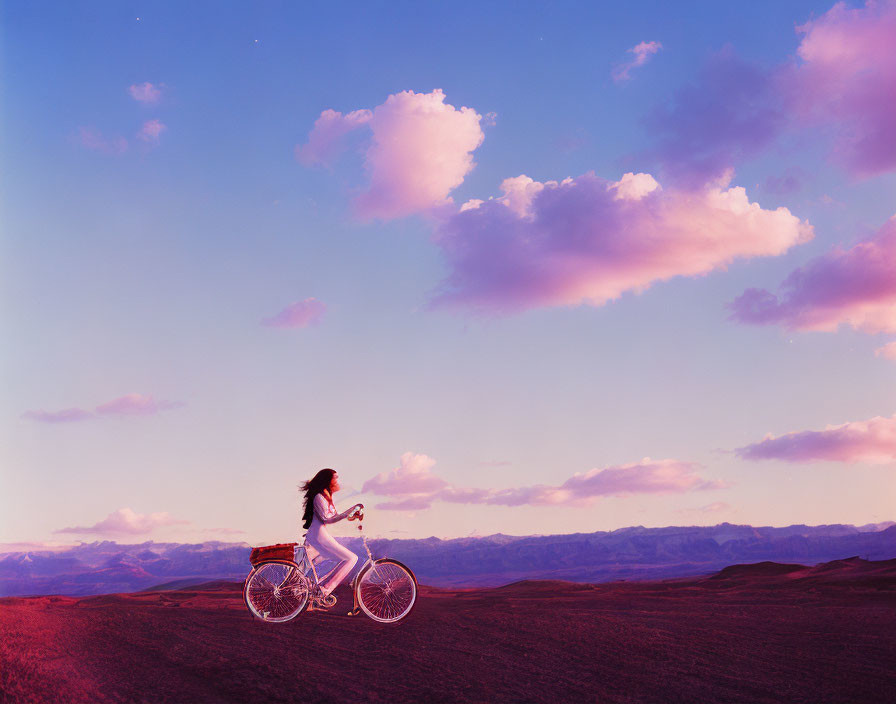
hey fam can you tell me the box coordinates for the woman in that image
[301,468,362,608]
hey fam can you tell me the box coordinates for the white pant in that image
[305,525,358,595]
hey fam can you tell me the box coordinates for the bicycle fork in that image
[350,531,378,613]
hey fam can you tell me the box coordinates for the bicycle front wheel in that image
[355,559,417,623]
[244,561,309,622]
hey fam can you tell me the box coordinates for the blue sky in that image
[2,0,895,544]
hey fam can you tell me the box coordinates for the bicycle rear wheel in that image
[244,560,309,622]
[355,559,417,623]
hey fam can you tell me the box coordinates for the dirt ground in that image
[1,561,895,703]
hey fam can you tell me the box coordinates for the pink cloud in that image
[21,408,94,423]
[376,496,435,511]
[95,394,184,416]
[295,108,372,166]
[137,119,166,144]
[875,341,896,361]
[78,127,128,155]
[261,298,327,328]
[356,89,483,219]
[297,89,485,219]
[678,502,732,516]
[54,508,190,536]
[128,82,162,104]
[792,0,896,176]
[437,486,496,504]
[729,216,896,334]
[646,48,786,186]
[763,168,804,197]
[560,459,723,497]
[646,2,896,183]
[362,452,449,497]
[704,502,730,512]
[736,413,896,464]
[430,171,812,313]
[474,485,574,507]
[699,501,730,513]
[23,394,183,422]
[612,40,662,82]
[365,454,727,511]
[435,484,574,507]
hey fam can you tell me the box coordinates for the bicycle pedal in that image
[311,594,336,609]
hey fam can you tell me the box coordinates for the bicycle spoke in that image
[358,561,416,622]
[275,566,295,589]
[253,574,275,590]
[245,562,308,622]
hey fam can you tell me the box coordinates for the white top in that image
[313,494,337,523]
[305,493,344,544]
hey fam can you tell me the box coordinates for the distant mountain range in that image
[2,521,894,596]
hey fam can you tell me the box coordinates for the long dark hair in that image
[301,468,336,530]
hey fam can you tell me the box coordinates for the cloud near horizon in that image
[21,408,95,424]
[200,527,248,535]
[55,508,190,536]
[95,394,184,416]
[677,502,732,518]
[875,341,896,361]
[23,394,185,423]
[262,298,327,328]
[729,216,896,334]
[612,40,662,82]
[736,413,896,464]
[363,454,728,511]
[429,170,812,313]
[296,89,485,219]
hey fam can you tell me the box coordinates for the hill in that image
[1,557,894,703]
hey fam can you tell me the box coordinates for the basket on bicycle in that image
[249,543,297,566]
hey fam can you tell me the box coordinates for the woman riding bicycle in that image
[301,468,363,609]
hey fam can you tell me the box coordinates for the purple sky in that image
[2,1,895,545]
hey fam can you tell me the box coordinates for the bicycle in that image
[243,506,417,624]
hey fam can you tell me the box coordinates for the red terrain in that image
[1,557,894,703]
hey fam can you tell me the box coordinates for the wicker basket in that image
[249,542,297,566]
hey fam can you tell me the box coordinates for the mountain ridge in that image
[2,521,894,596]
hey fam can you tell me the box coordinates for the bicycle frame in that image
[349,532,378,612]
[296,528,380,611]
[244,520,417,622]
